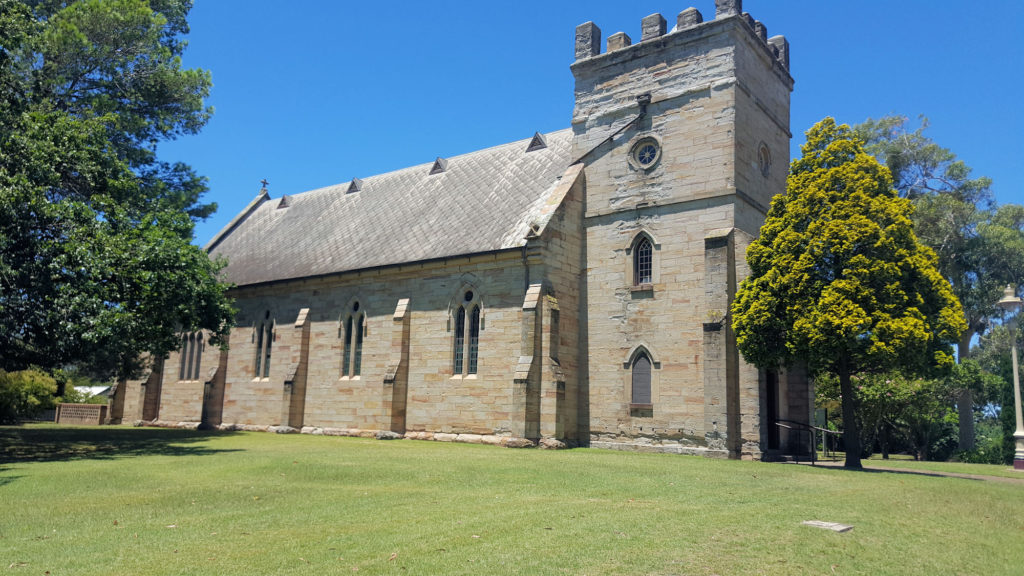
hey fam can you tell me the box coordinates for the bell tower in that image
[571,0,798,458]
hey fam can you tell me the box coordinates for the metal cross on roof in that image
[260,178,269,188]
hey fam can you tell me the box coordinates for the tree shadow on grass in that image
[0,425,241,465]
[806,462,1024,483]
[845,466,981,481]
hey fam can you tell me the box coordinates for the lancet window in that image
[178,332,204,381]
[341,301,365,377]
[453,290,481,375]
[253,311,273,379]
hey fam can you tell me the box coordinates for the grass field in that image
[2,425,1022,575]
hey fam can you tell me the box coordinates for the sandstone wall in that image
[201,241,585,441]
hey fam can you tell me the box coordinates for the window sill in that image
[629,403,654,418]
[630,284,654,293]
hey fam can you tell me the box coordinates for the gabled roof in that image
[207,128,574,287]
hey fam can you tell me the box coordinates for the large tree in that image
[855,116,1024,449]
[0,0,234,380]
[732,118,965,468]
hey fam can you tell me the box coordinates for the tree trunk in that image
[881,424,889,460]
[957,333,975,451]
[839,359,862,468]
[957,389,974,451]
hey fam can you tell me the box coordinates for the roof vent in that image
[277,195,290,209]
[526,132,547,152]
[347,177,363,194]
[429,157,448,175]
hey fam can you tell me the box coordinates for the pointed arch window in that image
[192,332,203,380]
[341,301,365,377]
[179,333,189,380]
[454,306,466,374]
[453,290,482,376]
[631,353,652,405]
[177,332,204,381]
[254,311,273,379]
[633,236,653,286]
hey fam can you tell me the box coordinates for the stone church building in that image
[110,1,811,460]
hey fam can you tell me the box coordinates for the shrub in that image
[0,368,58,423]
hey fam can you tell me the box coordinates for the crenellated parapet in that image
[573,0,789,73]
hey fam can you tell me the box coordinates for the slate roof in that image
[207,128,574,287]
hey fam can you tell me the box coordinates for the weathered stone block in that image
[754,21,767,43]
[607,32,631,52]
[676,8,703,29]
[715,0,741,19]
[504,437,535,448]
[480,435,505,446]
[768,35,789,69]
[456,433,483,444]
[640,14,666,41]
[575,21,601,60]
[539,437,567,449]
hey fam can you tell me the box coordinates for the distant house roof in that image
[74,385,111,398]
[207,128,574,287]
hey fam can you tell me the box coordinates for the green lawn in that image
[2,425,1022,575]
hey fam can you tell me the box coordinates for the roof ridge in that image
[296,127,572,197]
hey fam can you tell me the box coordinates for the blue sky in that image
[160,1,1024,247]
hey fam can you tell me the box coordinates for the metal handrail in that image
[774,419,843,465]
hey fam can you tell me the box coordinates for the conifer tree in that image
[731,118,965,468]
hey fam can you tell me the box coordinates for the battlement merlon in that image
[678,8,703,30]
[573,3,789,75]
[767,36,790,70]
[716,0,742,19]
[574,21,600,60]
[641,13,667,41]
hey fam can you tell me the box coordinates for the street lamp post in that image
[996,284,1024,470]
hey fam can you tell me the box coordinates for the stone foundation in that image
[132,419,569,449]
